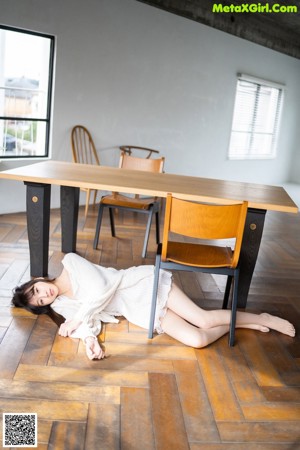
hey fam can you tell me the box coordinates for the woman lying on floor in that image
[12,253,295,360]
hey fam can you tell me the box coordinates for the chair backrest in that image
[162,194,248,268]
[71,125,100,165]
[119,151,165,173]
[119,145,160,159]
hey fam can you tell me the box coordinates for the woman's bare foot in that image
[260,313,295,337]
[236,323,270,332]
[258,325,270,333]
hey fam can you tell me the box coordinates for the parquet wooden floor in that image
[0,205,299,449]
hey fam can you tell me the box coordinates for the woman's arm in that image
[58,317,104,360]
[58,319,83,337]
[63,253,123,324]
[55,254,122,336]
[59,324,105,360]
[85,336,105,360]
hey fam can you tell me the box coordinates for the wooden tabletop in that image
[0,160,298,213]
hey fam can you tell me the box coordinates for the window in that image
[0,26,54,159]
[228,74,284,160]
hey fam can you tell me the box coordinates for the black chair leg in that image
[142,206,154,258]
[148,246,162,338]
[93,204,104,249]
[223,275,233,309]
[229,271,239,346]
[155,210,160,244]
[109,207,116,237]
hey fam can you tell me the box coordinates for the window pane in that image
[251,133,273,156]
[228,76,283,160]
[232,81,256,134]
[254,87,279,134]
[0,119,47,157]
[229,132,253,159]
[0,27,54,158]
[1,77,50,119]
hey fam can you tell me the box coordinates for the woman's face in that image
[28,280,59,307]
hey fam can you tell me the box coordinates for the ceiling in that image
[136,0,300,59]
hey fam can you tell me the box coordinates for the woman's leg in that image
[166,283,295,337]
[160,310,277,348]
[160,309,230,348]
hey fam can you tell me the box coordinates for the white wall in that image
[1,0,300,213]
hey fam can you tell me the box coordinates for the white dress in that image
[51,253,172,341]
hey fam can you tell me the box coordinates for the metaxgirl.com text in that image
[212,2,297,13]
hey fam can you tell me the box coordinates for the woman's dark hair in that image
[12,278,65,327]
[12,278,52,315]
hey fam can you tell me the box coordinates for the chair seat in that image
[101,193,157,210]
[165,242,233,268]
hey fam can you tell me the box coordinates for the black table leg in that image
[25,182,51,277]
[238,208,266,308]
[60,186,80,253]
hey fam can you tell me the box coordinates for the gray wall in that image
[1,0,300,213]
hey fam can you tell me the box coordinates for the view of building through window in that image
[0,26,54,158]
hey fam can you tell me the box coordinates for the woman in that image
[12,253,295,360]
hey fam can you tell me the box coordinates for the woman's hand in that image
[85,336,105,360]
[58,319,82,337]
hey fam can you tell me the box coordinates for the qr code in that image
[3,413,37,447]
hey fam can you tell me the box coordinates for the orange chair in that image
[71,125,100,217]
[148,194,248,346]
[94,151,165,258]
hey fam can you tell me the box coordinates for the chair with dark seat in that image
[93,151,165,258]
[148,194,248,346]
[71,125,100,217]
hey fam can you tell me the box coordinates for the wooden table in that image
[0,160,298,308]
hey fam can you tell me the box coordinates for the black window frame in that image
[0,25,55,159]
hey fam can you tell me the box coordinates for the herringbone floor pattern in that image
[0,205,299,449]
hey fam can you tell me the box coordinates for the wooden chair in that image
[93,151,165,258]
[119,145,160,159]
[71,125,100,217]
[148,194,248,346]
